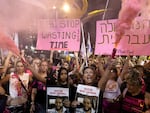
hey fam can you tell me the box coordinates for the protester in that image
[30,60,52,113]
[143,68,150,113]
[121,68,146,113]
[145,87,150,113]
[102,67,121,113]
[0,60,33,113]
[71,66,99,112]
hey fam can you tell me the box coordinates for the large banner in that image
[95,18,150,55]
[36,19,80,51]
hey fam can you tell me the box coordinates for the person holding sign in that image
[71,66,99,113]
[82,66,98,86]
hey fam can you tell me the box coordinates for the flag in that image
[0,31,20,55]
[87,32,92,58]
[80,23,86,59]
[80,23,88,66]
[13,32,19,48]
[80,23,87,59]
[80,41,86,59]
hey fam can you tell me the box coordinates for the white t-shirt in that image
[103,79,121,100]
[76,108,95,113]
[9,72,29,98]
[47,107,67,113]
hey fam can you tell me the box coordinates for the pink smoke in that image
[0,31,20,55]
[140,0,150,21]
[0,0,53,55]
[0,0,51,33]
[115,0,143,47]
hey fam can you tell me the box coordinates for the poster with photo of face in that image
[46,87,69,113]
[75,84,100,113]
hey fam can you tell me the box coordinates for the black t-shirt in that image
[122,91,146,113]
[32,80,46,106]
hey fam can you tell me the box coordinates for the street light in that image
[62,2,70,13]
[52,6,56,10]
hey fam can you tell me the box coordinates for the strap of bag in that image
[16,74,29,96]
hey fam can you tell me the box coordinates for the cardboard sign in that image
[37,19,80,52]
[95,18,150,55]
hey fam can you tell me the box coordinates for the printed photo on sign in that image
[46,87,69,113]
[75,84,100,113]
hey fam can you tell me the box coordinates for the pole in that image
[81,23,88,66]
[102,0,110,20]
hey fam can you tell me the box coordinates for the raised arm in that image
[98,57,114,91]
[119,56,130,81]
[0,74,10,95]
[1,51,13,77]
[74,52,80,70]
[49,50,54,64]
[97,56,105,77]
[26,63,46,84]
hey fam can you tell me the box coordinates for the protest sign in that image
[37,19,80,52]
[95,18,150,55]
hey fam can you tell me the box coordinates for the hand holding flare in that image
[111,48,117,59]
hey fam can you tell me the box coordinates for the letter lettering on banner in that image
[107,20,114,32]
[98,34,110,44]
[142,35,150,44]
[50,41,68,49]
[41,33,49,39]
[95,18,150,55]
[142,19,150,29]
[36,19,80,52]
[131,35,140,44]
[124,35,131,44]
[100,23,107,33]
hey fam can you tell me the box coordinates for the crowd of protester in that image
[0,50,150,113]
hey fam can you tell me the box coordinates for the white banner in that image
[77,84,100,97]
[47,87,69,97]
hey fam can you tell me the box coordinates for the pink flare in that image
[0,31,20,55]
[115,0,143,46]
[111,48,117,59]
